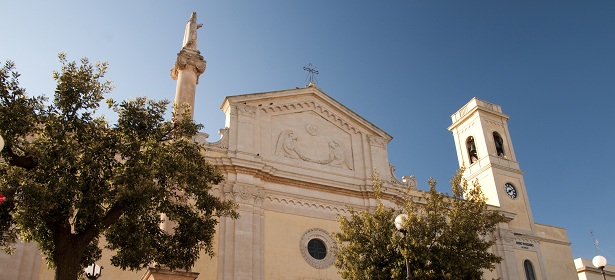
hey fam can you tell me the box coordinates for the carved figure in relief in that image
[182,12,203,50]
[328,140,352,169]
[275,130,299,158]
[305,123,319,136]
[275,130,353,170]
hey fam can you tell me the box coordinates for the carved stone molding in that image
[170,49,206,81]
[193,128,229,150]
[389,163,402,184]
[367,135,386,149]
[232,104,256,118]
[464,162,523,182]
[192,132,209,144]
[223,184,265,206]
[485,119,505,128]
[499,229,515,244]
[299,228,337,269]
[459,121,475,134]
[265,194,349,215]
[260,100,360,134]
[209,128,229,149]
[401,175,417,189]
[213,163,408,203]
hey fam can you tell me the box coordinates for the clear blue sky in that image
[1,0,613,263]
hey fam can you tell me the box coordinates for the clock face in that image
[504,183,518,199]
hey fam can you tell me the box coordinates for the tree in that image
[334,177,405,280]
[334,169,505,280]
[0,55,238,280]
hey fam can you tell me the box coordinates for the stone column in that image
[147,12,206,280]
[171,49,206,120]
[171,11,206,121]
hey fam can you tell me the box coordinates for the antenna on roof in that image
[591,230,600,255]
[303,63,319,87]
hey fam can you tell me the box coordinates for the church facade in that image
[1,13,579,280]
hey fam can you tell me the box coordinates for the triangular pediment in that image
[215,86,395,181]
[221,86,392,141]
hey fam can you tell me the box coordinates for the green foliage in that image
[0,55,238,280]
[334,170,505,280]
[334,176,405,279]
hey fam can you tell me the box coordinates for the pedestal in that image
[141,267,199,280]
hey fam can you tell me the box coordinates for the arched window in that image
[524,260,536,280]
[466,136,478,164]
[493,132,505,157]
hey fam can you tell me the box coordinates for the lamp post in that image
[84,263,103,280]
[395,214,413,280]
[593,255,607,280]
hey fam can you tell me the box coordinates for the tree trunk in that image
[53,234,87,280]
[54,255,82,280]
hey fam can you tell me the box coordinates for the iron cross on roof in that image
[303,63,319,87]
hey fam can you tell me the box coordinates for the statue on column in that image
[182,12,203,50]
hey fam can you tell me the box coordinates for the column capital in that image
[171,49,206,82]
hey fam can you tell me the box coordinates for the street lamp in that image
[593,255,607,280]
[84,263,103,280]
[395,214,413,280]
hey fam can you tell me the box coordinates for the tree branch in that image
[5,144,36,170]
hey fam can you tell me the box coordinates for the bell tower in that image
[448,98,556,280]
[448,97,535,231]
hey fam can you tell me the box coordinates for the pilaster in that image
[218,183,265,280]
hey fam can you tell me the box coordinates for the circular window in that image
[308,239,327,260]
[300,228,336,269]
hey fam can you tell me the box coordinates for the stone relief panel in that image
[367,134,386,149]
[222,183,265,206]
[231,103,256,118]
[271,111,354,171]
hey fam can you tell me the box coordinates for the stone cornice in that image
[464,162,524,181]
[265,192,350,215]
[210,158,412,204]
[449,97,509,131]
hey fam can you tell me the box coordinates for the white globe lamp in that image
[395,214,408,231]
[592,255,607,280]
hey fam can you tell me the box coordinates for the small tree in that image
[334,169,504,280]
[0,55,238,280]
[334,176,405,279]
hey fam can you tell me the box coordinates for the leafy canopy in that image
[334,170,505,280]
[0,54,237,280]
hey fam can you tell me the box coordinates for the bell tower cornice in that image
[448,97,509,131]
